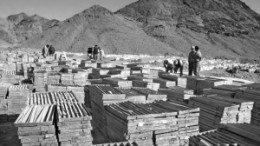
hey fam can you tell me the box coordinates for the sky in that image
[0,0,259,21]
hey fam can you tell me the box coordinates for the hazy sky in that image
[0,0,259,21]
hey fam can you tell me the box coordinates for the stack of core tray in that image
[14,105,58,146]
[73,72,87,86]
[27,91,79,105]
[153,78,176,88]
[33,71,47,92]
[61,73,74,85]
[115,87,146,102]
[57,103,93,146]
[190,124,260,146]
[189,95,254,132]
[132,87,167,101]
[234,88,260,126]
[89,85,125,138]
[7,85,30,115]
[103,78,132,88]
[47,72,61,84]
[158,86,195,103]
[105,100,199,146]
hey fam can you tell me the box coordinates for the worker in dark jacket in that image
[173,59,183,76]
[194,46,202,76]
[188,46,196,76]
[48,45,55,56]
[93,45,99,60]
[87,47,93,59]
[163,59,174,73]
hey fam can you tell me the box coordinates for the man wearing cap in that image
[188,46,196,76]
[194,46,202,76]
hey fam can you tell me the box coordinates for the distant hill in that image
[1,0,260,58]
[22,5,173,55]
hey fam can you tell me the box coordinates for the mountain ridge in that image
[0,1,260,58]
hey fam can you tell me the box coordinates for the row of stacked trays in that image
[105,100,200,146]
[14,105,58,146]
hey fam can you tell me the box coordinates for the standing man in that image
[163,59,174,73]
[194,46,202,76]
[173,58,184,76]
[188,46,196,76]
[93,45,99,60]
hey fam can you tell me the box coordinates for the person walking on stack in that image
[188,46,196,76]
[194,46,202,76]
[93,45,99,60]
[173,58,184,76]
[42,44,50,58]
[87,47,93,59]
[48,45,55,56]
[163,59,174,73]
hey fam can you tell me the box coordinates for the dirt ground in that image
[0,122,20,146]
[201,69,260,83]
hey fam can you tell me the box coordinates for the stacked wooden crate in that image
[14,105,58,146]
[158,87,195,103]
[153,78,176,88]
[132,87,167,101]
[73,72,87,86]
[0,70,18,84]
[190,124,260,146]
[189,95,253,132]
[61,73,74,85]
[105,101,199,146]
[130,66,150,75]
[127,75,153,83]
[115,87,146,102]
[47,72,61,84]
[33,71,47,92]
[47,84,67,92]
[80,61,97,68]
[160,74,187,88]
[57,103,93,146]
[203,84,247,98]
[92,68,110,79]
[103,78,132,88]
[97,62,115,68]
[132,80,160,91]
[27,91,79,105]
[7,85,30,115]
[203,88,236,98]
[67,85,85,103]
[16,62,23,75]
[235,88,260,126]
[0,85,8,122]
[186,77,232,95]
[89,85,125,137]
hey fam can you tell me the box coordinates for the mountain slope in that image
[7,13,59,43]
[117,0,260,58]
[0,17,16,46]
[22,5,174,55]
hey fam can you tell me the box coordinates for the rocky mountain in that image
[7,13,59,43]
[2,0,260,58]
[22,5,173,54]
[0,17,15,46]
[116,0,260,58]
